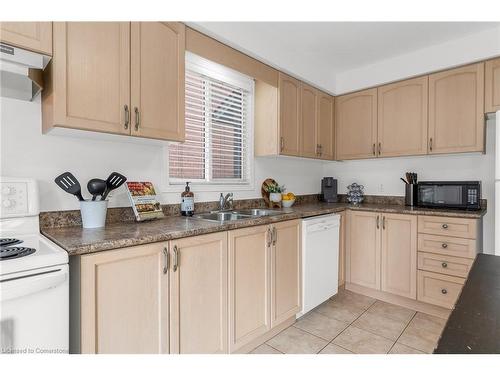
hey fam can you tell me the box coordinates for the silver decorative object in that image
[347,183,364,205]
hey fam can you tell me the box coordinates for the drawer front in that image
[417,270,464,309]
[418,216,477,239]
[417,252,473,278]
[418,233,476,259]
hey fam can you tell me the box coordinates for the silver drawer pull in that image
[442,243,448,249]
[441,262,448,268]
[441,289,448,295]
[442,223,448,229]
[162,247,169,274]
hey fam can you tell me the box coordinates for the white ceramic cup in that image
[80,200,108,229]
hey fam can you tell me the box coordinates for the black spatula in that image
[101,172,127,200]
[54,172,85,201]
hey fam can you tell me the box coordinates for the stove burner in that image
[0,238,23,247]
[0,246,36,260]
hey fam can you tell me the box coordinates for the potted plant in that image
[268,183,285,203]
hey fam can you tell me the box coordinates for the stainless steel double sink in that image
[192,209,283,223]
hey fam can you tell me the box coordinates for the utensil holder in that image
[80,200,108,229]
[405,184,417,207]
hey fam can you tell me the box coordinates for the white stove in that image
[0,177,69,354]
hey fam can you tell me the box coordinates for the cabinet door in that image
[0,22,52,55]
[335,88,378,160]
[279,73,301,156]
[346,211,381,290]
[49,22,130,135]
[485,58,500,113]
[377,76,428,157]
[428,63,485,154]
[318,92,335,160]
[338,211,346,286]
[271,220,301,327]
[80,242,169,354]
[381,213,417,299]
[169,232,228,354]
[228,225,271,352]
[131,22,185,141]
[300,84,318,158]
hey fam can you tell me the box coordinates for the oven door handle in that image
[0,269,67,302]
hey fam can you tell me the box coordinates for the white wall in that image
[323,118,496,255]
[0,96,325,212]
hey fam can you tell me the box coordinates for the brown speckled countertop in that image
[41,201,486,256]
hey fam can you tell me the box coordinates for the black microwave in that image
[417,181,481,210]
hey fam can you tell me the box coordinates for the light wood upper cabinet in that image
[228,225,271,353]
[43,22,185,142]
[0,22,52,55]
[377,76,428,157]
[335,88,378,160]
[131,22,185,141]
[169,232,228,354]
[346,210,381,290]
[300,84,318,158]
[485,58,500,113]
[271,220,301,327]
[43,22,131,135]
[279,73,301,156]
[428,63,485,154]
[80,242,169,354]
[317,92,335,160]
[380,213,417,299]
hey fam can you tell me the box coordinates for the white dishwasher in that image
[299,214,340,317]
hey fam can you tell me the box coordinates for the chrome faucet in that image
[219,192,234,211]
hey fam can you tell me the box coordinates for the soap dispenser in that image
[181,182,194,216]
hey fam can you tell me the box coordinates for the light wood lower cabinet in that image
[428,62,485,154]
[346,210,381,290]
[228,225,271,352]
[485,57,500,113]
[271,220,302,327]
[0,22,52,55]
[80,242,169,354]
[380,214,417,299]
[338,211,346,286]
[43,22,185,142]
[169,232,228,354]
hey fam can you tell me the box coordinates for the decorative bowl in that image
[281,199,296,208]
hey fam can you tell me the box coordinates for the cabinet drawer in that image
[418,233,476,259]
[417,270,464,309]
[417,252,473,278]
[418,216,477,239]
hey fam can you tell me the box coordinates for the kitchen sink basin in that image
[192,208,283,222]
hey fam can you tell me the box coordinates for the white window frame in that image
[163,52,255,193]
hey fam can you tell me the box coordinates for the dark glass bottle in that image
[181,182,194,216]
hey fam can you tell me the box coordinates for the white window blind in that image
[168,53,254,185]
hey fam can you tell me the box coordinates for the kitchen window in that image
[168,52,254,187]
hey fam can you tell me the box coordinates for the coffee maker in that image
[320,177,338,203]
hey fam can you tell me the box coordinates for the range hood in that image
[0,43,50,101]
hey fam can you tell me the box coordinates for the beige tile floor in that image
[252,289,447,354]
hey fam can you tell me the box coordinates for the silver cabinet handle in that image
[162,247,169,274]
[173,245,179,272]
[441,289,448,295]
[382,216,386,230]
[442,223,448,229]
[318,144,323,156]
[378,142,381,156]
[442,243,448,249]
[441,262,448,268]
[272,227,277,246]
[372,143,376,156]
[266,227,272,247]
[280,137,284,152]
[429,137,433,152]
[124,105,130,129]
[376,215,380,229]
[134,107,140,131]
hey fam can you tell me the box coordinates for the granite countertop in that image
[41,202,486,256]
[434,254,500,354]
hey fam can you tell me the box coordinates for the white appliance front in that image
[0,264,69,354]
[300,214,340,317]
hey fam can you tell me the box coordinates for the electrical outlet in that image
[379,183,384,193]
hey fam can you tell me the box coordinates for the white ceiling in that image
[190,22,500,93]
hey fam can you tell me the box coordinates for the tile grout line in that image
[263,341,285,354]
[386,311,418,354]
